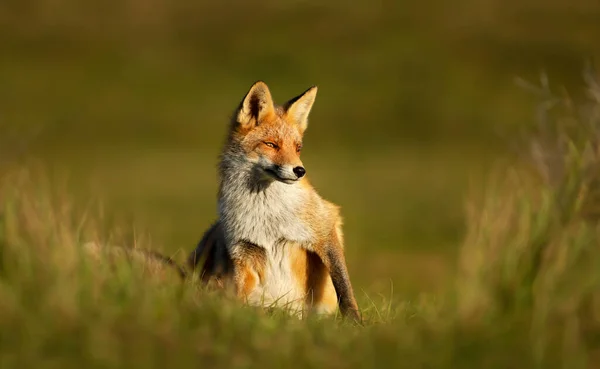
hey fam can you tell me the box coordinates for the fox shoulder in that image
[299,190,344,244]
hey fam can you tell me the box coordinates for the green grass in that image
[1,75,600,368]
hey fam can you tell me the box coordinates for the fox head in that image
[224,81,318,184]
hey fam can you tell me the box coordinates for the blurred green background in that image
[1,0,599,298]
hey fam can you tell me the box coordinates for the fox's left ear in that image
[284,86,318,132]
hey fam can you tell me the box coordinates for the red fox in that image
[187,81,361,321]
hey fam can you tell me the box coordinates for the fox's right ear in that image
[235,81,275,129]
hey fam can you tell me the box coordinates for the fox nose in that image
[293,166,306,178]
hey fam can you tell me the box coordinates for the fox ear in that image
[284,86,317,132]
[236,81,275,129]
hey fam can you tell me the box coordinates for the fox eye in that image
[264,142,279,149]
[296,145,302,153]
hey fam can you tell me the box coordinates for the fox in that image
[186,81,361,322]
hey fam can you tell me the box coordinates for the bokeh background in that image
[2,0,599,298]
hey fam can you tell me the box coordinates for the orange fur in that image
[289,247,338,314]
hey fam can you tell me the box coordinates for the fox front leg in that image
[230,241,266,302]
[313,231,361,323]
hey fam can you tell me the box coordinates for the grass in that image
[1,74,600,368]
[2,0,598,304]
[2,1,600,366]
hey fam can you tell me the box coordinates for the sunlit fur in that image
[188,82,360,321]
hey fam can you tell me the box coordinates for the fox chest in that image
[219,186,314,250]
[218,184,324,311]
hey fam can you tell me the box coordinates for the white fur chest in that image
[218,179,314,252]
